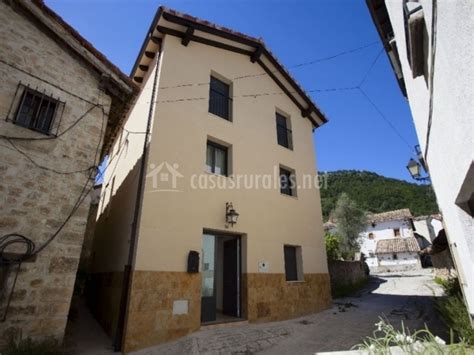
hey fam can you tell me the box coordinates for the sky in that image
[46,0,420,182]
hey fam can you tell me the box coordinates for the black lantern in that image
[407,158,422,179]
[225,202,239,228]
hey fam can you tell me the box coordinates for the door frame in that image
[201,229,243,323]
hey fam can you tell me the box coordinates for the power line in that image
[158,41,381,91]
[358,48,384,87]
[0,59,104,106]
[357,87,414,152]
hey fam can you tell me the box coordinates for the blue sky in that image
[47,0,420,182]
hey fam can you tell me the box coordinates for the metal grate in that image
[5,82,65,136]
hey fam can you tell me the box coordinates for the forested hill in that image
[320,170,439,220]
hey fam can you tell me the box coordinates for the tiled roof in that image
[367,209,412,223]
[375,237,420,254]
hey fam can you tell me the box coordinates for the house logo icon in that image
[146,162,184,192]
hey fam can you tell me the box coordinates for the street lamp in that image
[406,146,430,182]
[225,202,239,228]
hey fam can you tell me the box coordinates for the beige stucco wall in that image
[0,2,112,344]
[129,34,328,275]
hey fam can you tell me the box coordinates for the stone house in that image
[367,0,474,323]
[90,7,331,352]
[0,0,136,346]
[358,209,421,271]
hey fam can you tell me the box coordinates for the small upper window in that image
[276,112,292,149]
[368,233,374,240]
[209,76,231,120]
[279,167,296,196]
[206,141,228,176]
[14,87,59,135]
[394,228,401,237]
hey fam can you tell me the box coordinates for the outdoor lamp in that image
[225,202,239,228]
[406,158,421,179]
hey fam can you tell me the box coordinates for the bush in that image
[2,338,64,355]
[325,234,341,261]
[434,277,474,345]
[355,318,468,354]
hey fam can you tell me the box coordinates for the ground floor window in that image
[284,245,303,281]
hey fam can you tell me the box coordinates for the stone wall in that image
[120,271,331,352]
[328,261,368,296]
[244,273,331,323]
[0,2,111,345]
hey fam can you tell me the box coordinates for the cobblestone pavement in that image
[132,269,446,355]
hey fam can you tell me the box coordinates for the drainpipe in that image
[114,47,162,352]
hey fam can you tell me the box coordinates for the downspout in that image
[114,47,162,352]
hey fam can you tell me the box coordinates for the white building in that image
[367,0,474,323]
[359,209,421,271]
[413,215,443,242]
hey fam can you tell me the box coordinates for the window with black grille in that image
[13,87,60,135]
[280,167,296,196]
[276,112,292,149]
[209,76,231,120]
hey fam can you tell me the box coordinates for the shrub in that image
[355,318,468,354]
[325,234,341,261]
[434,277,474,345]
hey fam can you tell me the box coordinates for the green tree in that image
[332,193,367,259]
[325,234,341,261]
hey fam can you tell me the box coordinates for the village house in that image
[413,214,443,243]
[367,0,474,323]
[0,0,136,346]
[359,209,421,271]
[89,6,331,352]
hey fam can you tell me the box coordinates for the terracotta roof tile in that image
[375,237,420,254]
[367,209,412,223]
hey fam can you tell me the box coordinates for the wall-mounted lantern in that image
[407,145,430,182]
[225,202,239,228]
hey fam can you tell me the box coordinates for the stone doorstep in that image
[200,319,249,330]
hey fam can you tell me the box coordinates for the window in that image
[280,167,296,196]
[276,112,292,149]
[209,76,231,120]
[284,245,302,281]
[368,233,374,240]
[455,162,474,217]
[393,254,398,260]
[394,228,401,237]
[14,87,59,135]
[403,0,428,79]
[206,141,228,176]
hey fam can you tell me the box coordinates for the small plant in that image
[325,234,342,260]
[3,337,65,355]
[434,277,474,345]
[354,318,468,354]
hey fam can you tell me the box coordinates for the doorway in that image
[201,232,242,324]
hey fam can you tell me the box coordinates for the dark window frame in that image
[13,86,61,135]
[206,140,228,176]
[276,112,293,149]
[394,228,401,237]
[280,167,296,196]
[209,76,232,121]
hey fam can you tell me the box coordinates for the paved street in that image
[129,269,445,354]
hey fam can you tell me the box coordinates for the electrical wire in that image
[158,41,381,90]
[0,104,102,141]
[0,59,103,106]
[0,95,107,321]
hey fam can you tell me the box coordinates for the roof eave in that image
[130,6,328,129]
